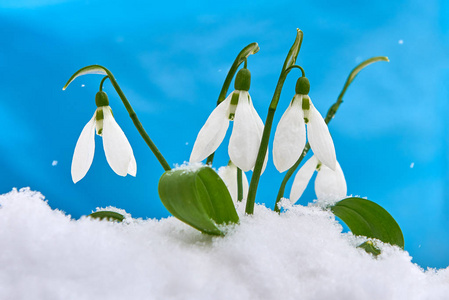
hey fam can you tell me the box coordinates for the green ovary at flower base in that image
[272,76,336,173]
[189,67,268,173]
[71,90,136,183]
[290,155,346,204]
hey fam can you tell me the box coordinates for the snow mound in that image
[0,188,448,300]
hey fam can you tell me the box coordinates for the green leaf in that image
[282,28,304,72]
[158,166,239,235]
[215,42,259,106]
[331,197,404,249]
[358,241,381,257]
[63,65,112,90]
[238,42,260,62]
[88,211,125,222]
[338,56,389,100]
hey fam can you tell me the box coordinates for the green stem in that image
[206,43,260,166]
[274,144,310,212]
[106,74,172,171]
[64,65,172,171]
[244,81,284,214]
[244,30,304,215]
[273,56,389,211]
[99,76,109,91]
[237,167,243,202]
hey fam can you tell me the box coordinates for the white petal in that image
[218,162,249,203]
[273,95,306,172]
[102,107,136,177]
[71,113,96,183]
[127,152,137,176]
[307,99,336,170]
[315,161,347,203]
[248,93,268,174]
[189,94,232,163]
[289,156,318,204]
[229,91,262,172]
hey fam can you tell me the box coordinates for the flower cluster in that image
[189,72,346,203]
[63,37,401,249]
[69,69,346,206]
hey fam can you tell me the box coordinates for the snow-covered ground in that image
[0,188,448,300]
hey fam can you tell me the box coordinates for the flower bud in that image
[295,77,310,95]
[234,68,251,91]
[95,91,109,107]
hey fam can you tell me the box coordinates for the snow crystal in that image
[172,161,206,173]
[51,160,58,166]
[0,188,448,300]
[399,39,404,44]
[410,162,415,168]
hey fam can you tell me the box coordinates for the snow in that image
[0,188,448,300]
[172,161,205,173]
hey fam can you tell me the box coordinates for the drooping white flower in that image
[71,91,136,183]
[189,68,267,172]
[218,161,249,203]
[273,77,336,173]
[289,155,346,205]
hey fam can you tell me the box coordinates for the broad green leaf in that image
[88,211,124,222]
[331,197,404,249]
[63,65,111,90]
[158,166,239,235]
[282,28,303,72]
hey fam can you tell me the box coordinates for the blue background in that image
[0,0,448,268]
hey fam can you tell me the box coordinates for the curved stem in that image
[107,74,171,171]
[64,65,171,171]
[99,76,109,91]
[285,65,305,77]
[67,66,172,171]
[206,43,260,165]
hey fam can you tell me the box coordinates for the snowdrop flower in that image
[218,161,249,203]
[71,91,136,183]
[273,77,336,172]
[290,155,346,205]
[190,68,267,172]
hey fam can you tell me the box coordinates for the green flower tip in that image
[295,77,310,95]
[95,91,109,107]
[234,68,251,91]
